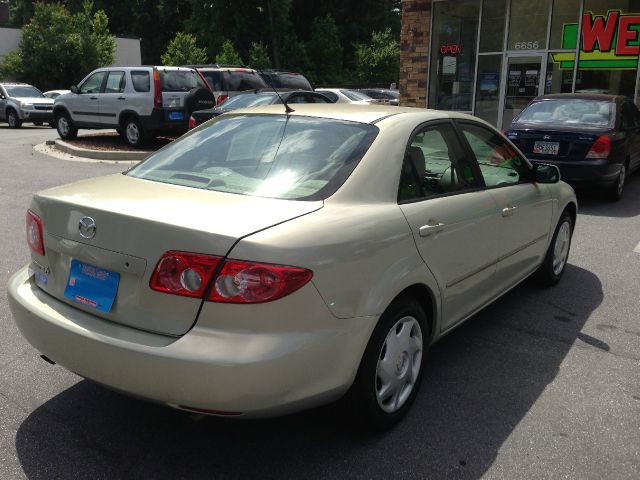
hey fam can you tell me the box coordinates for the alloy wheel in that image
[8,111,16,127]
[58,116,69,137]
[375,315,423,413]
[126,122,140,145]
[552,220,571,276]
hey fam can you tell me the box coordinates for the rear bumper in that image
[528,158,620,187]
[139,108,189,135]
[7,266,375,417]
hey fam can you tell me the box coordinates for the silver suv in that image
[0,83,54,128]
[54,66,215,147]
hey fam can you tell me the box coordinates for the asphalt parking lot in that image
[0,126,639,479]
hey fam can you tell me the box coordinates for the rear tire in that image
[122,116,145,148]
[56,111,78,139]
[607,163,626,202]
[535,211,573,286]
[347,295,427,431]
[7,109,22,129]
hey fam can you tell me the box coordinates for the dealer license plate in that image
[64,260,119,312]
[533,141,560,155]
[169,111,184,121]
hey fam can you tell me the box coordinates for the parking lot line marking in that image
[634,242,640,254]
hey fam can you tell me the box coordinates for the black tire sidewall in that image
[7,109,21,128]
[56,112,77,139]
[349,295,428,431]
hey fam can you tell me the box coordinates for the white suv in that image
[0,83,54,128]
[54,66,215,147]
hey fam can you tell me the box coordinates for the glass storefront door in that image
[500,55,544,129]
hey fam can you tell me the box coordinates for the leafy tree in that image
[1,2,116,91]
[161,32,208,65]
[0,51,24,80]
[354,28,399,85]
[249,42,271,69]
[215,40,243,65]
[307,14,343,85]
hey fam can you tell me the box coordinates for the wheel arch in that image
[52,105,71,119]
[394,283,437,340]
[562,201,577,229]
[118,109,140,127]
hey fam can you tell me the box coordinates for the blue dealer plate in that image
[64,260,119,312]
[169,111,184,120]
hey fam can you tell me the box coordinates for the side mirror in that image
[70,85,79,94]
[533,163,560,184]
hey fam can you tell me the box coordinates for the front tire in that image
[7,109,22,129]
[535,211,573,285]
[348,295,427,431]
[56,111,78,140]
[122,116,145,148]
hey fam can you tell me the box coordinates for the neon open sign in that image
[440,44,462,55]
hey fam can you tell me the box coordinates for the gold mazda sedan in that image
[8,104,576,429]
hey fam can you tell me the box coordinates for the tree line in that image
[3,0,401,91]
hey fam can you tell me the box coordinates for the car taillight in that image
[216,95,228,105]
[150,251,222,298]
[26,209,45,256]
[188,115,197,129]
[153,68,163,108]
[150,252,313,303]
[209,259,313,303]
[586,134,611,159]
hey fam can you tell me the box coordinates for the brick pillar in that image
[400,0,431,108]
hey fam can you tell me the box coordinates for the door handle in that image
[502,206,517,217]
[117,96,126,100]
[419,222,445,237]
[90,96,98,100]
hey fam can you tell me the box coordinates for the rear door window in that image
[319,91,338,102]
[105,71,125,93]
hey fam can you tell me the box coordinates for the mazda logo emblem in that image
[78,216,97,239]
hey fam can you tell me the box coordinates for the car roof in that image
[0,82,32,86]
[534,93,624,102]
[226,103,483,125]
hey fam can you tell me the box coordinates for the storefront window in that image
[475,55,502,125]
[428,0,480,111]
[507,0,552,51]
[545,53,575,94]
[550,0,581,50]
[479,0,507,52]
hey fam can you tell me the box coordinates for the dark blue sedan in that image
[505,94,640,201]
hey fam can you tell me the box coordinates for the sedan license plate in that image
[169,111,184,121]
[533,141,560,155]
[64,260,119,312]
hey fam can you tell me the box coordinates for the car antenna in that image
[258,69,294,114]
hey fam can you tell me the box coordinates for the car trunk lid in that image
[30,174,322,336]
[507,125,613,161]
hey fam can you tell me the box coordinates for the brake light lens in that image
[26,209,45,256]
[153,68,163,108]
[188,115,197,129]
[586,134,611,159]
[216,94,228,105]
[150,251,221,298]
[150,252,313,303]
[209,259,313,303]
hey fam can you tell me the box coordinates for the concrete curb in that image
[51,139,151,161]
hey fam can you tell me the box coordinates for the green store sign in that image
[552,10,640,69]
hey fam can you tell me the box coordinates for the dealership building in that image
[400,0,640,128]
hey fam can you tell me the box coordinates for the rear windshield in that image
[5,86,44,98]
[515,99,615,127]
[127,114,378,200]
[160,70,206,92]
[274,74,312,91]
[342,90,371,101]
[221,92,277,109]
[222,70,267,91]
[201,71,222,91]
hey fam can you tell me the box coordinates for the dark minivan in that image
[506,94,640,200]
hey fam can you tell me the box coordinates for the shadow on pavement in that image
[15,265,603,479]
[576,172,640,218]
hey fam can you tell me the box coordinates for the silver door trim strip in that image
[446,233,548,288]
